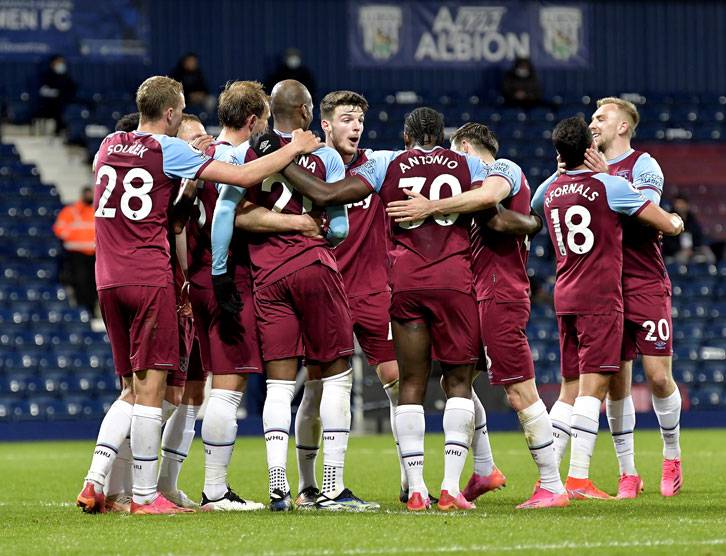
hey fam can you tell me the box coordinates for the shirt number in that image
[397,174,461,229]
[95,164,154,221]
[262,173,312,214]
[550,205,594,256]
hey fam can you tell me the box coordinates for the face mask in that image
[54,63,67,75]
[514,68,530,79]
[83,196,93,205]
[286,56,301,69]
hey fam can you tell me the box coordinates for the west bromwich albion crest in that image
[359,5,402,61]
[539,6,583,61]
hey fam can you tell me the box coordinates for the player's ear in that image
[320,119,331,134]
[247,114,257,133]
[403,132,413,149]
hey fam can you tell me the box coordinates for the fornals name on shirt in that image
[107,143,149,158]
[545,183,599,207]
[400,153,459,174]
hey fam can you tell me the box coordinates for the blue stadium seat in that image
[673,361,698,384]
[674,321,705,341]
[690,386,725,409]
[673,342,700,362]
[0,396,14,421]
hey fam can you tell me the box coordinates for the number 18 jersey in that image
[350,146,487,294]
[532,169,650,315]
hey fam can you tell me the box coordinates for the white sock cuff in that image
[653,388,682,412]
[574,396,602,417]
[396,404,424,417]
[112,399,134,418]
[518,399,547,425]
[162,400,178,422]
[209,388,243,407]
[445,397,475,414]
[133,404,162,420]
[180,403,201,418]
[322,368,353,382]
[265,380,295,401]
[304,379,323,391]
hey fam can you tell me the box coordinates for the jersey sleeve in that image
[631,154,664,205]
[463,153,488,186]
[316,146,346,183]
[159,135,213,180]
[599,174,651,216]
[348,150,398,192]
[487,158,521,197]
[531,172,557,215]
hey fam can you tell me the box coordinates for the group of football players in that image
[74,73,684,514]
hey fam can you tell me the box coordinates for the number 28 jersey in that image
[350,146,487,294]
[532,169,650,315]
[94,131,212,290]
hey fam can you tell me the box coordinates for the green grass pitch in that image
[1,429,724,555]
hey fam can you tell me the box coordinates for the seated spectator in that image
[36,54,77,135]
[265,47,316,102]
[53,186,97,314]
[662,193,716,264]
[500,57,543,109]
[170,53,209,107]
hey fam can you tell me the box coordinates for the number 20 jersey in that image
[535,169,650,315]
[350,146,487,295]
[94,131,212,290]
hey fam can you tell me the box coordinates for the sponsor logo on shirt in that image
[616,170,631,180]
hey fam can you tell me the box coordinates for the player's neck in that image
[217,127,249,147]
[326,136,355,165]
[273,118,303,134]
[604,139,632,162]
[567,163,589,172]
[137,121,170,136]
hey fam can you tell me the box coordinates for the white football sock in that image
[263,379,295,497]
[158,403,201,494]
[652,389,681,460]
[104,435,131,498]
[201,389,242,501]
[518,399,565,494]
[320,369,352,499]
[161,399,178,424]
[606,396,637,476]
[441,397,474,497]
[85,399,133,494]
[549,401,573,467]
[395,404,427,499]
[568,396,601,480]
[471,389,494,476]
[383,378,407,490]
[131,404,163,505]
[295,379,323,493]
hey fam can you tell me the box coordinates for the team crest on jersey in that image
[617,170,632,181]
[358,5,402,61]
[539,6,582,61]
[179,356,189,373]
[187,142,210,160]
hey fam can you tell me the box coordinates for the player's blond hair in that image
[596,97,640,139]
[136,76,184,123]
[217,80,268,130]
[320,91,369,121]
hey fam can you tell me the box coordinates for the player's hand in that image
[386,189,432,222]
[298,212,323,238]
[667,213,685,236]
[556,154,566,176]
[584,147,608,173]
[212,274,243,314]
[290,129,321,155]
[250,130,283,158]
[191,134,214,153]
[177,281,193,318]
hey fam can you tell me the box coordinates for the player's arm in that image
[171,178,198,234]
[199,130,321,189]
[631,154,665,204]
[484,204,543,236]
[281,163,370,205]
[604,175,683,236]
[209,184,246,314]
[234,198,323,238]
[635,203,683,236]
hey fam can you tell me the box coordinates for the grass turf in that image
[0,429,724,555]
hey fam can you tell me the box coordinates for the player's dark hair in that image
[320,91,368,121]
[181,113,202,124]
[115,112,140,132]
[552,116,593,169]
[218,80,268,130]
[404,107,445,147]
[450,122,499,157]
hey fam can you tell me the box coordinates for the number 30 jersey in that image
[94,131,212,290]
[531,169,650,315]
[350,146,488,294]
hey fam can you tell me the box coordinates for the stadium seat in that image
[690,386,725,409]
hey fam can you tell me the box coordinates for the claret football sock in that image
[549,401,574,467]
[159,403,201,494]
[202,389,243,501]
[518,399,565,494]
[85,400,133,493]
[131,404,163,505]
[395,404,427,499]
[295,379,323,493]
[441,397,474,497]
[320,369,353,499]
[568,396,602,480]
[471,390,495,477]
[383,379,408,491]
[606,396,637,476]
[652,389,682,460]
[263,380,295,497]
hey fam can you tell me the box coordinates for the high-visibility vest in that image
[52,200,96,255]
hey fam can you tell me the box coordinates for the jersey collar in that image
[273,129,293,138]
[565,169,592,175]
[607,148,634,165]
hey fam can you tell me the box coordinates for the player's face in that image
[168,94,186,137]
[177,121,206,143]
[325,105,365,158]
[252,102,271,135]
[590,103,621,152]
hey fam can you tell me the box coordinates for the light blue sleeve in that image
[326,204,349,247]
[598,174,650,216]
[463,153,488,184]
[348,150,399,192]
[317,146,346,183]
[157,135,212,180]
[487,158,521,198]
[631,153,664,205]
[531,172,558,215]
